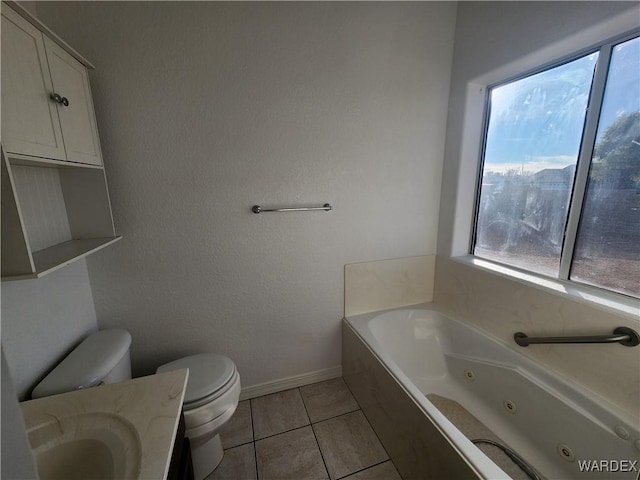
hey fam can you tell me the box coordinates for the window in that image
[473,34,639,298]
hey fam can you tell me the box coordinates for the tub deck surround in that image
[20,369,189,480]
[434,256,640,418]
[342,319,483,480]
[343,305,640,480]
[344,255,436,317]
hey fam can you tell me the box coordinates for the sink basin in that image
[27,412,141,480]
[20,369,188,480]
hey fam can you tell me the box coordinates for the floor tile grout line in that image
[314,408,394,480]
[300,387,332,480]
[220,401,255,451]
[294,386,312,426]
[249,399,259,480]
[251,377,359,428]
[300,378,362,426]
[309,406,362,426]
[223,439,254,450]
[341,379,395,468]
[253,423,312,442]
[300,377,363,420]
[253,440,259,480]
[248,399,255,444]
[341,378,362,410]
[337,377,363,410]
[247,384,303,403]
[334,459,391,480]
[356,409,392,461]
[251,388,311,441]
[251,406,366,444]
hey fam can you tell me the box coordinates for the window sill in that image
[450,255,640,318]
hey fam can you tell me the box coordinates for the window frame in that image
[470,30,640,298]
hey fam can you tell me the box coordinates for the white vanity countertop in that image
[20,369,189,480]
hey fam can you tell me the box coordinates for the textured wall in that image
[435,2,640,418]
[34,2,457,386]
[1,259,98,399]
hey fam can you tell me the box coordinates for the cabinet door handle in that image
[50,93,70,107]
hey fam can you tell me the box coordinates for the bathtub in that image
[342,304,640,480]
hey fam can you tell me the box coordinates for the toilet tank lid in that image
[31,329,132,399]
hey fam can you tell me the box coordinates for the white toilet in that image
[32,329,241,480]
[157,354,241,480]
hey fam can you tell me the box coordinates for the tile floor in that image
[206,377,402,480]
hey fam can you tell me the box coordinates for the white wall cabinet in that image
[1,4,103,166]
[1,5,67,161]
[1,5,102,166]
[1,2,120,280]
[43,36,103,166]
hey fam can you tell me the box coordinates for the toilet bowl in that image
[157,353,241,480]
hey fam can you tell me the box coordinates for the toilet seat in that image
[157,353,236,409]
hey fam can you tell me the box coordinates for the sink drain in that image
[464,370,475,381]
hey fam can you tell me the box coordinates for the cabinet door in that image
[1,7,66,161]
[44,37,103,166]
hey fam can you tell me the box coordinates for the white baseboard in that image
[239,365,343,401]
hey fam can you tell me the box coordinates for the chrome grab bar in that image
[252,203,333,214]
[514,327,640,347]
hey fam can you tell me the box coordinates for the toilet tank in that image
[31,329,132,399]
